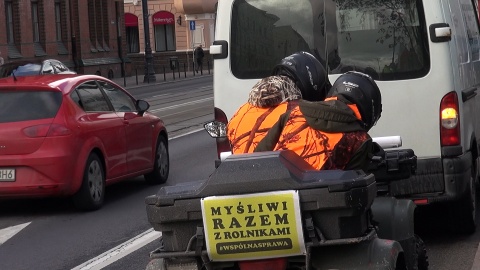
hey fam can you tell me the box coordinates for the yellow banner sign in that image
[201,190,305,261]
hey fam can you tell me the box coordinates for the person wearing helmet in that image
[272,51,331,101]
[254,71,382,171]
[227,51,330,154]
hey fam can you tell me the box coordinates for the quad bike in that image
[144,136,428,270]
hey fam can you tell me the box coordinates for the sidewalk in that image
[111,68,213,90]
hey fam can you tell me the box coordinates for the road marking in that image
[0,222,31,246]
[71,228,162,270]
[149,97,213,113]
[151,93,170,98]
[170,128,205,140]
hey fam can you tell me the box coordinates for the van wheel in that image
[448,174,476,234]
[73,153,105,211]
[144,136,169,184]
[415,234,429,270]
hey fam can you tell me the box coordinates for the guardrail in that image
[122,61,211,87]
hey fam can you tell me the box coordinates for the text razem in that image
[209,201,292,240]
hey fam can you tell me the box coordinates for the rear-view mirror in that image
[136,100,150,116]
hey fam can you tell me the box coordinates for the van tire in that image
[448,175,476,234]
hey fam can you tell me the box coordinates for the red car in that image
[0,74,169,210]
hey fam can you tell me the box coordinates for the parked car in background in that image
[0,59,76,78]
[0,74,169,210]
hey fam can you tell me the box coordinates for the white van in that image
[207,0,480,234]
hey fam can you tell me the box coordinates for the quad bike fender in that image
[371,197,422,269]
[371,197,416,241]
[310,238,404,270]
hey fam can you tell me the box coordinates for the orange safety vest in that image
[228,101,296,154]
[274,103,368,170]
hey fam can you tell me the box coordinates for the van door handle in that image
[461,87,477,102]
[429,23,451,43]
[211,40,228,59]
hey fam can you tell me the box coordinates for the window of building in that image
[87,0,110,52]
[98,0,110,51]
[55,1,62,41]
[153,11,176,52]
[192,24,205,48]
[125,13,140,53]
[5,0,22,58]
[87,0,98,52]
[6,1,14,44]
[54,0,68,54]
[31,0,46,56]
[32,1,40,42]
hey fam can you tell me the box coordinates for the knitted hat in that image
[248,75,302,108]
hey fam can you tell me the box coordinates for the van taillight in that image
[440,92,460,146]
[22,124,72,138]
[214,107,232,158]
[238,258,287,270]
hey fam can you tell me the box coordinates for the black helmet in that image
[272,51,331,101]
[328,71,382,131]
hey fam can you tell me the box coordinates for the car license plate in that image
[0,169,15,181]
[201,190,305,262]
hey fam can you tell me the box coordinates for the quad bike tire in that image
[415,234,429,270]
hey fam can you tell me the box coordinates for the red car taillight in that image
[238,258,287,270]
[22,124,72,138]
[440,92,460,146]
[214,107,232,158]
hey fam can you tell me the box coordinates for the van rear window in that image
[231,0,429,81]
[0,91,62,123]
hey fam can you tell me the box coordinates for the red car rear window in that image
[0,91,62,123]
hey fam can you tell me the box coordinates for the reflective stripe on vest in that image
[227,102,292,154]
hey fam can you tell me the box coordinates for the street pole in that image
[142,0,156,83]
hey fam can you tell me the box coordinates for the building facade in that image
[0,0,130,78]
[124,0,217,74]
[0,0,217,78]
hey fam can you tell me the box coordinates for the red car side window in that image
[75,81,112,112]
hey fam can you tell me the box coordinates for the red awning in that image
[152,11,174,25]
[125,13,138,27]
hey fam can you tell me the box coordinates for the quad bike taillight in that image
[238,258,287,270]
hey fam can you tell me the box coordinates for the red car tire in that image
[73,152,105,211]
[144,135,169,185]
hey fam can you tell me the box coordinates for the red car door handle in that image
[123,120,129,124]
